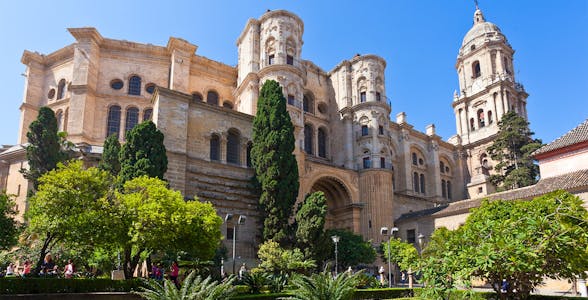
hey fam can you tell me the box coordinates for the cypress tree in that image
[98,134,121,176]
[251,80,299,244]
[21,106,66,189]
[119,121,167,184]
[487,111,543,190]
[295,191,327,259]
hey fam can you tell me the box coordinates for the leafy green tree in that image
[487,111,543,191]
[137,271,237,300]
[294,192,327,258]
[316,229,376,270]
[0,193,19,250]
[381,238,419,273]
[255,240,316,275]
[21,106,67,189]
[251,80,299,244]
[26,161,113,273]
[287,270,363,300]
[119,121,167,185]
[99,134,121,176]
[113,176,223,278]
[420,190,588,299]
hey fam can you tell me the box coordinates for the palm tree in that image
[136,271,237,300]
[286,270,362,300]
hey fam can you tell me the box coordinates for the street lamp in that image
[225,214,246,275]
[380,226,398,287]
[331,235,340,276]
[417,233,425,254]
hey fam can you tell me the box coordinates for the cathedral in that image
[0,7,578,266]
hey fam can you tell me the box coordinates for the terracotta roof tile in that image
[534,118,588,155]
[396,168,588,222]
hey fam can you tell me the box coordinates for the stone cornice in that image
[258,64,305,82]
[155,87,254,123]
[21,45,75,67]
[234,73,259,97]
[259,10,304,34]
[236,18,260,45]
[68,27,104,45]
[167,37,198,56]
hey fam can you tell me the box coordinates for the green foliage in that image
[381,238,419,272]
[0,277,142,294]
[137,272,237,300]
[420,190,588,299]
[286,270,362,300]
[255,240,316,275]
[351,288,414,299]
[0,193,19,250]
[98,134,121,176]
[251,80,299,244]
[487,111,542,191]
[21,106,68,189]
[241,272,270,294]
[295,192,327,259]
[26,161,113,272]
[316,229,376,269]
[231,293,291,299]
[119,121,168,185]
[113,176,223,278]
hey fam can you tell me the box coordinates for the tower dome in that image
[460,8,507,52]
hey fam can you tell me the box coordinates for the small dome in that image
[461,9,506,49]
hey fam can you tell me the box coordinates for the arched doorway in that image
[310,176,356,231]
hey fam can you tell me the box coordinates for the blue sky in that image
[0,0,586,145]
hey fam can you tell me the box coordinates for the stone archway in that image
[310,176,359,232]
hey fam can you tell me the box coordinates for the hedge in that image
[0,278,142,294]
[352,288,414,299]
[230,293,290,299]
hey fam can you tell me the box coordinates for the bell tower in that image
[452,6,529,197]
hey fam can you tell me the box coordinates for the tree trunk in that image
[33,232,55,275]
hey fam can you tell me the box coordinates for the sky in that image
[0,0,586,145]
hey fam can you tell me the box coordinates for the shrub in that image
[0,278,142,294]
[352,288,413,299]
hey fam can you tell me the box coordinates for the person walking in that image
[169,261,179,288]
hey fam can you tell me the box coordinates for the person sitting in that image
[5,263,15,276]
[64,259,75,278]
[40,254,56,275]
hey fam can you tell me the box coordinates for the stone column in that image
[220,133,228,164]
[343,112,354,168]
[167,38,197,94]
[18,52,45,144]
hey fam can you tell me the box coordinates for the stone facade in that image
[1,8,534,261]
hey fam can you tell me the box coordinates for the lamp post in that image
[225,214,246,275]
[331,235,340,276]
[380,226,398,287]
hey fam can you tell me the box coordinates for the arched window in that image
[125,107,139,133]
[413,172,419,192]
[361,125,368,136]
[207,91,219,106]
[226,129,240,164]
[470,118,476,131]
[128,76,141,95]
[440,161,445,173]
[360,91,367,103]
[56,110,63,131]
[106,105,121,138]
[447,181,452,200]
[304,124,313,155]
[192,92,203,102]
[57,79,66,100]
[210,134,220,161]
[318,127,327,158]
[487,110,493,124]
[412,153,418,165]
[380,157,386,168]
[286,38,295,65]
[363,157,371,169]
[303,94,314,113]
[420,174,426,194]
[143,108,153,121]
[441,179,447,198]
[472,61,481,78]
[266,38,276,66]
[477,109,485,128]
[246,142,253,167]
[503,57,511,74]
